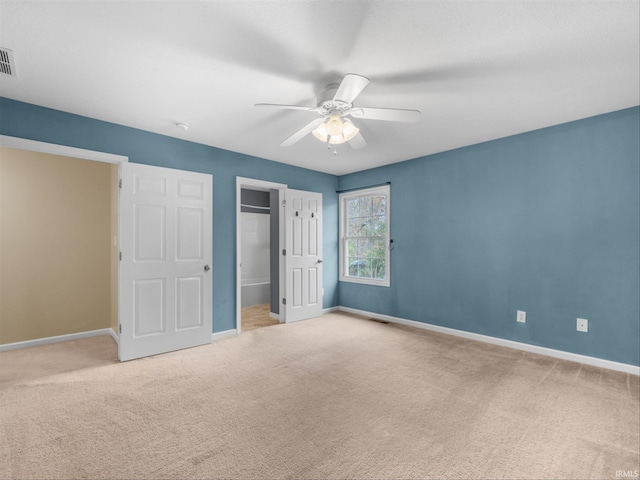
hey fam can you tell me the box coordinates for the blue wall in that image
[2,97,638,366]
[338,107,640,366]
[0,97,339,333]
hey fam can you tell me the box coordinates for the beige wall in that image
[0,146,116,344]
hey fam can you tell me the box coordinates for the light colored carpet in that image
[242,303,279,332]
[0,312,638,480]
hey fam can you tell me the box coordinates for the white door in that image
[284,189,323,322]
[119,163,213,361]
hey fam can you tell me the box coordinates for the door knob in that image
[317,260,323,264]
[204,265,211,272]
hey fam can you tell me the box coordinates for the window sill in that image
[339,276,390,287]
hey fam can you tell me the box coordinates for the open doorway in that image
[240,188,277,331]
[0,137,124,350]
[235,177,286,334]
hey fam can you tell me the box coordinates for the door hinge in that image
[282,298,286,305]
[119,251,122,261]
[119,324,122,334]
[282,249,286,256]
[282,199,286,207]
[119,178,122,189]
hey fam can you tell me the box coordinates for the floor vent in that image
[0,47,16,77]
[369,317,389,325]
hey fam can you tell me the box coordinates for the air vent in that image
[0,47,16,77]
[369,318,389,325]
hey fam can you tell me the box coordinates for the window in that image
[339,185,390,286]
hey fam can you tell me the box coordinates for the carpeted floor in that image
[0,312,638,479]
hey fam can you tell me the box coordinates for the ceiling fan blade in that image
[349,107,421,123]
[333,74,370,104]
[280,118,325,147]
[348,132,367,150]
[255,103,318,112]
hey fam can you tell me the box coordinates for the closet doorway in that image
[235,178,286,334]
[0,137,121,350]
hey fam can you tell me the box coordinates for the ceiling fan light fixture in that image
[312,122,328,142]
[329,134,346,145]
[342,119,359,141]
[325,114,343,136]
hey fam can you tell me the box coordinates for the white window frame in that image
[339,184,391,287]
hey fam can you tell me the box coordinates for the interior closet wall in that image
[269,188,279,315]
[240,189,271,307]
[0,146,115,344]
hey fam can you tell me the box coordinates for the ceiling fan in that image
[255,73,421,150]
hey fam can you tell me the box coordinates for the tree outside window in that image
[339,185,390,286]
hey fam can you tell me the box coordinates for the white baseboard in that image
[323,306,340,315]
[269,312,281,322]
[212,329,237,342]
[109,328,119,345]
[338,306,640,376]
[0,328,118,352]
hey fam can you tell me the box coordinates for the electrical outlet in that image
[517,310,526,323]
[577,318,588,333]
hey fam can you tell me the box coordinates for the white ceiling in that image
[1,1,638,175]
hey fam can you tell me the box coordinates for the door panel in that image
[135,174,166,195]
[292,218,302,255]
[284,189,323,322]
[135,205,166,261]
[177,179,204,199]
[292,268,303,307]
[177,208,203,259]
[308,268,318,305]
[176,276,203,329]
[119,162,212,361]
[309,219,318,255]
[134,278,165,335]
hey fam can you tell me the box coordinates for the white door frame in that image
[235,177,287,333]
[0,135,128,166]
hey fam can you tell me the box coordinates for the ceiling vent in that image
[0,47,16,77]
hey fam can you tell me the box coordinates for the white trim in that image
[0,135,128,164]
[323,306,340,315]
[269,312,281,322]
[212,329,238,342]
[236,177,287,333]
[109,328,119,345]
[0,328,117,352]
[338,306,640,376]
[339,184,391,287]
